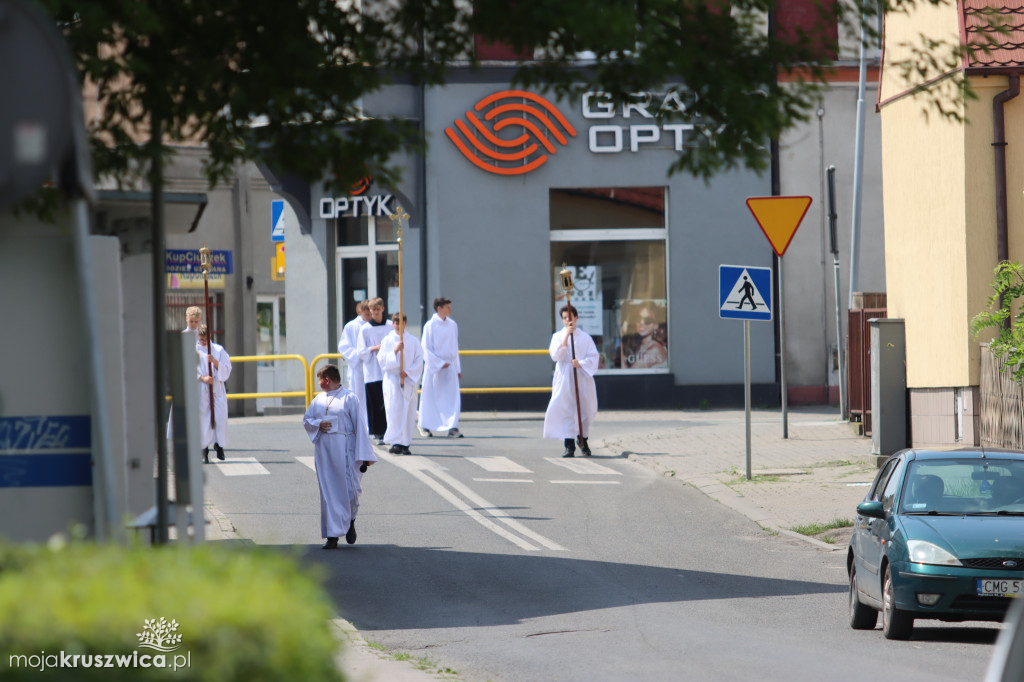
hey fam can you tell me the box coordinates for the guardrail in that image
[230,350,552,407]
[226,354,311,404]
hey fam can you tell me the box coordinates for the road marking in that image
[465,456,533,473]
[381,452,566,551]
[216,457,270,476]
[550,480,621,485]
[473,478,533,483]
[545,458,622,475]
[296,456,316,472]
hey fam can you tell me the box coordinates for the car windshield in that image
[900,458,1024,515]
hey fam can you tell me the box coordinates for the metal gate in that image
[848,307,886,435]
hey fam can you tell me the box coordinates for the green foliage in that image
[0,541,342,682]
[971,261,1024,382]
[791,518,853,536]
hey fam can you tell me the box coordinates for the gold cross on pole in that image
[388,206,410,386]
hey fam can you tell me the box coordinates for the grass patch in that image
[726,475,784,485]
[791,518,853,536]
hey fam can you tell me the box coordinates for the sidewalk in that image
[596,405,877,549]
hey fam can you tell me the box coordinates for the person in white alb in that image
[302,364,377,549]
[378,313,424,455]
[197,324,232,463]
[337,300,372,414]
[356,298,393,445]
[418,297,463,438]
[542,304,598,458]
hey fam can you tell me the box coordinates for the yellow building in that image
[880,0,1024,445]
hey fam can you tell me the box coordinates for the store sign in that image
[445,89,709,175]
[318,194,395,219]
[165,249,233,274]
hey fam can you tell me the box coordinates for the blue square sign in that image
[719,265,772,321]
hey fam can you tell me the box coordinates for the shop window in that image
[550,187,668,372]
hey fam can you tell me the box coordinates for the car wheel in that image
[849,565,878,629]
[882,565,913,640]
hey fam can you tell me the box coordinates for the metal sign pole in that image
[779,257,788,439]
[745,319,752,481]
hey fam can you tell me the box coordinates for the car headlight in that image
[907,540,962,566]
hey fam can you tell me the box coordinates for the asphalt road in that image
[205,413,999,682]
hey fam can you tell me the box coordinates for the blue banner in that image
[165,249,234,274]
[0,416,92,488]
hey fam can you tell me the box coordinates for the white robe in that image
[197,341,232,448]
[302,387,377,538]
[542,327,599,439]
[378,330,424,446]
[418,314,462,431]
[338,315,369,413]
[357,320,394,384]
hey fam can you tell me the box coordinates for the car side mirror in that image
[857,501,886,519]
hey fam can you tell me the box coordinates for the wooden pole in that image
[559,266,585,441]
[200,245,215,431]
[389,206,411,388]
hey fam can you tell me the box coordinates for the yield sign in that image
[745,196,812,257]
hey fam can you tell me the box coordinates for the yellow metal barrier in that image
[309,353,346,405]
[224,350,553,407]
[226,354,311,405]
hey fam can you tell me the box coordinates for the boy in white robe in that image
[337,300,372,415]
[542,304,599,457]
[303,364,377,548]
[197,324,232,463]
[357,297,393,445]
[378,313,424,455]
[418,297,463,438]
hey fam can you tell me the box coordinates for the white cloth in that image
[418,313,462,431]
[197,340,232,448]
[357,320,393,383]
[338,315,369,412]
[302,387,377,538]
[378,330,424,446]
[542,327,599,439]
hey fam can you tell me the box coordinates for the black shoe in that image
[323,537,339,550]
[562,448,575,458]
[578,437,592,457]
[345,521,357,545]
[215,443,225,460]
[400,445,412,455]
[202,448,210,464]
[388,444,403,454]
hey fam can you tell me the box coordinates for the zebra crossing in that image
[215,453,623,485]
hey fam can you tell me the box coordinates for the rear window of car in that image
[900,458,1024,514]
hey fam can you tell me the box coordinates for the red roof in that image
[962,0,1024,70]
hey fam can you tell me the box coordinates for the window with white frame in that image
[550,187,668,372]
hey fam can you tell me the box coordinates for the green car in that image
[847,448,1024,640]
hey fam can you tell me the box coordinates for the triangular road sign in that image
[745,196,812,257]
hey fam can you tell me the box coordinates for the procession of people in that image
[181,270,603,551]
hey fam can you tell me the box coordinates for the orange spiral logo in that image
[445,90,577,175]
[349,176,373,196]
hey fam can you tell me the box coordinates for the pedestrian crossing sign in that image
[719,265,772,321]
[271,199,286,243]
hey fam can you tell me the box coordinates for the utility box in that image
[870,318,907,462]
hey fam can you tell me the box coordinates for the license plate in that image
[977,579,1023,597]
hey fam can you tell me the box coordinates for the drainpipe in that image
[994,73,1019,269]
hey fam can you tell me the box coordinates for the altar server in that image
[418,297,463,438]
[197,324,232,463]
[303,364,377,548]
[378,313,424,455]
[542,304,599,457]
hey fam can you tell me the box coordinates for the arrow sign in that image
[745,196,812,257]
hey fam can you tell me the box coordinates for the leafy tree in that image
[38,0,969,193]
[971,261,1024,381]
